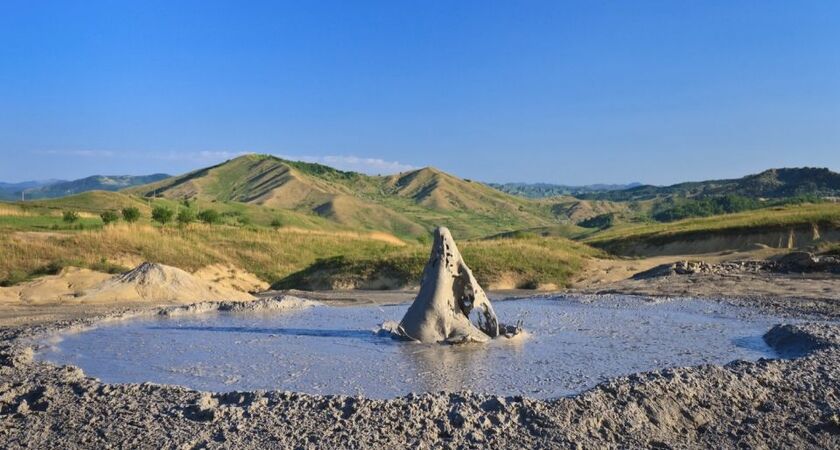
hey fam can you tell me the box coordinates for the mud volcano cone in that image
[398,227,501,343]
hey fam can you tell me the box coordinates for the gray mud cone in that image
[398,227,500,343]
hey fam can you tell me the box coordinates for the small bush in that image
[121,207,141,223]
[62,210,79,223]
[197,209,221,225]
[270,218,283,229]
[176,208,196,225]
[100,210,119,225]
[151,206,174,225]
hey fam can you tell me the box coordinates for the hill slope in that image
[580,168,840,201]
[7,174,171,200]
[0,180,65,200]
[490,182,642,198]
[128,154,559,238]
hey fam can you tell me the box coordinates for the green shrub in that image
[270,218,284,229]
[151,206,174,225]
[121,207,141,223]
[100,210,119,225]
[62,210,79,223]
[176,208,196,225]
[197,209,221,224]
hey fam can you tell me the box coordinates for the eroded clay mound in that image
[76,262,256,304]
[395,227,519,344]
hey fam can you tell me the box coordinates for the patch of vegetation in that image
[121,207,141,223]
[578,213,616,229]
[584,203,840,250]
[62,210,79,223]
[197,209,221,224]
[650,195,823,222]
[275,234,603,290]
[100,210,119,225]
[0,260,69,287]
[151,206,174,225]
[176,208,196,225]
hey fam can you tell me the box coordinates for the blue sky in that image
[1,1,838,185]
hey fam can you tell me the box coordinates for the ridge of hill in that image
[489,182,642,198]
[0,174,170,200]
[579,168,840,202]
[127,154,558,238]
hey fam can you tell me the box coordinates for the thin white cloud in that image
[35,149,117,157]
[285,154,417,174]
[30,150,417,175]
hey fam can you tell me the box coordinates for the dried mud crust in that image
[0,298,838,449]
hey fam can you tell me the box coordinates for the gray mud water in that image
[38,296,788,399]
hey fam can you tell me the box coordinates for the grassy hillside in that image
[1,191,347,232]
[489,182,642,198]
[581,168,840,202]
[584,202,840,255]
[0,187,602,289]
[17,174,170,200]
[127,154,561,238]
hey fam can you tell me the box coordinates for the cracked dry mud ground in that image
[0,298,838,449]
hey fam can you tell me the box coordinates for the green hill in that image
[579,168,840,202]
[11,174,170,200]
[127,154,560,238]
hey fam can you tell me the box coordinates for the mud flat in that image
[1,293,839,448]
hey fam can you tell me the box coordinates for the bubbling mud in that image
[38,296,786,399]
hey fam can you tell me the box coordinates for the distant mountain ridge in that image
[0,174,170,200]
[489,182,643,198]
[578,168,840,201]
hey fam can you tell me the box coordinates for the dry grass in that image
[0,224,405,286]
[274,233,605,290]
[0,224,602,289]
[0,204,36,217]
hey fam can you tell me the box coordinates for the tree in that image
[121,207,141,223]
[197,209,221,225]
[62,211,79,223]
[176,208,196,225]
[151,206,174,225]
[100,210,119,225]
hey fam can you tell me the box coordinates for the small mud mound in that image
[77,262,255,304]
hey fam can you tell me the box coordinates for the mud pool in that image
[37,296,788,399]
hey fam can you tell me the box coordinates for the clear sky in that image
[1,1,838,185]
